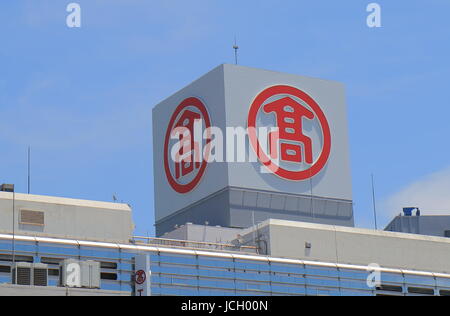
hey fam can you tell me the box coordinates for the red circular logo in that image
[248,85,331,181]
[164,97,212,194]
[135,270,146,285]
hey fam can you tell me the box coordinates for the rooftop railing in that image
[131,236,258,254]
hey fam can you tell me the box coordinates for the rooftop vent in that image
[12,263,48,286]
[20,210,45,226]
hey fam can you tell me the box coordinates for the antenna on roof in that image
[233,36,239,65]
[27,146,31,194]
[371,174,378,230]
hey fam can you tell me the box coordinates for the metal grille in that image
[33,268,48,286]
[16,267,31,285]
[20,210,44,226]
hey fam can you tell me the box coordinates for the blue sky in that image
[1,0,450,235]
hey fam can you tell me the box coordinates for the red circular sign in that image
[164,97,212,194]
[135,270,146,285]
[248,85,331,181]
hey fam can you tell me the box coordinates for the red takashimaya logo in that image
[248,85,331,181]
[164,97,212,194]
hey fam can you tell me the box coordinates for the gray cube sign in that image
[152,64,353,236]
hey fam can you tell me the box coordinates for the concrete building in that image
[161,222,243,244]
[0,192,134,243]
[153,64,354,236]
[385,212,450,238]
[237,219,450,275]
[2,65,449,296]
[0,284,130,296]
[2,216,450,296]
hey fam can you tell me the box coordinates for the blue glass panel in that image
[159,254,197,265]
[271,275,305,285]
[158,265,198,276]
[306,277,339,288]
[0,242,12,252]
[436,277,450,288]
[198,268,235,279]
[169,276,198,287]
[271,284,306,295]
[305,265,339,278]
[198,257,234,269]
[235,260,270,271]
[306,287,340,296]
[339,269,369,281]
[235,271,271,281]
[235,290,270,296]
[79,246,120,259]
[159,286,200,296]
[13,242,36,253]
[101,281,122,291]
[235,281,272,292]
[404,275,436,287]
[198,288,236,296]
[37,243,79,256]
[379,272,404,283]
[198,279,235,290]
[340,280,371,290]
[270,263,304,275]
[340,290,373,296]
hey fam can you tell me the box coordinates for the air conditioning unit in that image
[11,263,48,286]
[60,259,100,289]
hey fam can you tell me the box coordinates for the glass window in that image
[306,276,339,288]
[407,287,435,296]
[404,275,436,287]
[271,274,305,285]
[198,278,235,290]
[198,256,234,269]
[379,272,404,284]
[435,277,450,288]
[340,279,371,291]
[79,246,120,259]
[235,259,270,272]
[198,267,235,279]
[38,243,79,256]
[159,253,197,266]
[305,265,338,278]
[339,268,369,281]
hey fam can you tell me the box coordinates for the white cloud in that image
[384,166,450,219]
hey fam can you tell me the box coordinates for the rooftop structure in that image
[1,228,450,296]
[0,192,134,244]
[160,222,243,244]
[237,219,450,274]
[385,212,450,238]
[152,64,354,236]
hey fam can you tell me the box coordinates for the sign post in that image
[134,255,151,296]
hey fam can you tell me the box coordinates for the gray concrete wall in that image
[385,215,450,238]
[156,187,353,236]
[155,189,231,236]
[239,219,450,274]
[0,284,130,296]
[162,223,243,243]
[0,192,134,243]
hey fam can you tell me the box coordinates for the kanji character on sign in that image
[172,110,202,179]
[263,97,315,164]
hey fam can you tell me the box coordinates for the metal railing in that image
[131,236,258,254]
